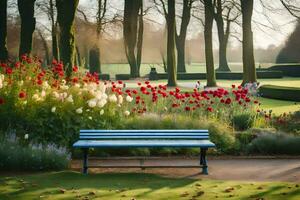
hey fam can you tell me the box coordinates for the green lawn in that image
[0,171,300,200]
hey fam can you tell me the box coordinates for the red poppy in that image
[37,79,43,85]
[0,97,4,105]
[118,80,123,84]
[19,91,26,99]
[145,81,150,85]
[185,106,191,111]
[72,66,78,72]
[207,107,213,112]
[5,67,13,75]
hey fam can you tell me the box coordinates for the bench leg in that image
[82,148,89,174]
[200,148,208,175]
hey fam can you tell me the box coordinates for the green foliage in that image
[232,113,255,131]
[0,137,70,171]
[259,85,300,101]
[247,133,300,155]
[269,64,300,77]
[156,71,283,80]
[115,74,131,80]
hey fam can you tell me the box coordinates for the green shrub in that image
[99,74,110,80]
[247,133,300,155]
[268,64,300,77]
[259,85,300,101]
[115,74,131,80]
[156,71,282,80]
[232,113,255,131]
[0,137,70,171]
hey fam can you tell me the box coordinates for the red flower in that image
[0,97,4,105]
[185,106,191,111]
[254,100,259,104]
[225,98,232,104]
[118,80,123,84]
[5,67,13,75]
[72,66,78,72]
[72,77,79,83]
[37,79,43,85]
[145,81,150,85]
[19,91,26,99]
[232,84,236,89]
[137,82,142,86]
[207,107,213,112]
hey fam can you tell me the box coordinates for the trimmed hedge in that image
[115,74,131,80]
[156,71,283,80]
[99,74,110,80]
[259,85,300,101]
[268,64,300,77]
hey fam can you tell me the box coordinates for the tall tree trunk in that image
[0,0,8,61]
[204,0,217,87]
[123,0,142,78]
[50,0,59,60]
[56,0,79,77]
[89,46,101,74]
[136,2,144,71]
[241,0,256,84]
[214,0,230,72]
[18,0,36,57]
[37,29,50,65]
[167,0,177,86]
[176,0,192,73]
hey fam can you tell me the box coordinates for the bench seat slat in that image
[73,140,216,148]
[79,136,209,139]
[80,130,209,133]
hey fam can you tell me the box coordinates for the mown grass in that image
[0,171,299,200]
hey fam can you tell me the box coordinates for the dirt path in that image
[72,157,300,182]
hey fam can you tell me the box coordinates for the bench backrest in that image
[79,130,209,140]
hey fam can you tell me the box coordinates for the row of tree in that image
[0,0,298,86]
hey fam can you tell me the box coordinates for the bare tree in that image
[18,0,36,57]
[213,0,240,72]
[204,0,217,87]
[241,0,256,84]
[0,0,8,61]
[123,0,143,78]
[176,0,194,73]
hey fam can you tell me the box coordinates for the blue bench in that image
[73,130,216,174]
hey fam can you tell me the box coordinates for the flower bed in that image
[0,57,265,151]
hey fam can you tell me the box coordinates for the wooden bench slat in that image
[73,140,216,148]
[80,129,209,133]
[79,136,209,139]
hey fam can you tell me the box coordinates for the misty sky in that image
[79,0,298,49]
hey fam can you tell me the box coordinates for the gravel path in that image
[72,157,300,182]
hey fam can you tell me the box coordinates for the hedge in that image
[268,64,300,77]
[115,74,131,80]
[259,85,300,101]
[99,74,110,80]
[156,71,283,80]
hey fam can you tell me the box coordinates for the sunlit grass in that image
[1,171,300,200]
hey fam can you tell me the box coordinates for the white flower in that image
[124,110,130,116]
[42,81,50,90]
[32,93,40,101]
[74,83,81,88]
[41,90,46,97]
[164,107,168,111]
[24,134,29,140]
[18,80,24,86]
[51,107,56,113]
[52,91,59,99]
[118,95,123,104]
[76,107,83,114]
[97,99,107,108]
[66,95,74,103]
[108,94,117,103]
[88,116,93,120]
[126,95,133,102]
[61,85,69,90]
[88,99,97,108]
[100,109,104,115]
[61,79,66,85]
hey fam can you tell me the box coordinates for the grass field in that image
[0,171,300,200]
